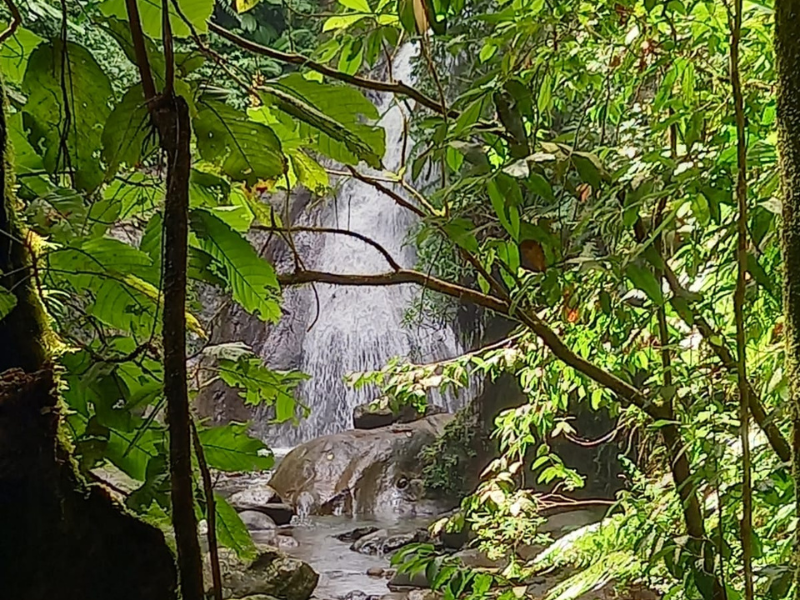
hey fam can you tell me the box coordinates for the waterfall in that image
[257,45,470,446]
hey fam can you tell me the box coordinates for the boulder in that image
[388,569,431,590]
[268,414,454,516]
[203,546,318,600]
[239,511,276,531]
[335,526,380,543]
[452,548,505,569]
[260,503,294,526]
[353,401,445,430]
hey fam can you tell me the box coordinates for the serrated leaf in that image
[23,39,112,192]
[190,208,281,322]
[194,98,286,185]
[198,423,274,472]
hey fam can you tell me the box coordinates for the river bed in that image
[254,515,431,599]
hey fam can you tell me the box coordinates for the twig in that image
[192,422,222,600]
[729,0,754,596]
[0,0,21,45]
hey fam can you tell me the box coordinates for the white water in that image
[259,45,469,445]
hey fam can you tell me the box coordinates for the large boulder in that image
[268,415,455,516]
[204,546,318,600]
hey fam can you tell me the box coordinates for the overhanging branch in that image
[208,23,457,118]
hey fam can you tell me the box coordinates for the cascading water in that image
[257,45,470,446]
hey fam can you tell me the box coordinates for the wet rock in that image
[388,570,430,590]
[366,567,385,577]
[269,415,454,516]
[334,526,380,543]
[351,528,429,556]
[234,596,280,600]
[539,507,605,539]
[203,546,318,600]
[353,402,446,430]
[452,548,505,569]
[239,511,277,531]
[275,533,299,550]
[229,485,283,510]
[338,591,381,600]
[260,503,295,526]
[379,594,409,600]
[407,592,441,600]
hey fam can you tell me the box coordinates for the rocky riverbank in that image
[206,414,635,600]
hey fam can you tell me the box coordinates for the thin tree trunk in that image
[776,0,800,594]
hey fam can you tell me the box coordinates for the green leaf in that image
[99,0,214,39]
[626,264,664,306]
[190,209,282,322]
[198,423,275,472]
[23,40,112,191]
[0,285,17,319]
[0,25,43,83]
[442,218,479,253]
[266,74,384,166]
[339,0,372,11]
[102,84,157,177]
[215,494,257,560]
[289,150,329,195]
[217,355,308,419]
[194,98,286,185]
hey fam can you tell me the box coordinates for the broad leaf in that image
[99,0,214,39]
[190,208,281,322]
[198,423,274,472]
[103,85,157,177]
[215,494,257,560]
[0,25,43,83]
[194,98,286,185]
[267,74,385,166]
[23,40,113,192]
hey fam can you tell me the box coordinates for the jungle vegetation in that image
[1,0,800,599]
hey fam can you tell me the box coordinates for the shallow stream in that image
[255,515,431,599]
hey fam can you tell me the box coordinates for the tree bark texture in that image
[0,77,176,600]
[776,0,800,592]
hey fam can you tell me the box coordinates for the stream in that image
[254,515,431,599]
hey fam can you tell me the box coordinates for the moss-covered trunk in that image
[776,0,800,592]
[0,77,177,599]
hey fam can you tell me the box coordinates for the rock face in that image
[350,528,429,556]
[268,414,455,516]
[353,401,445,430]
[204,546,318,600]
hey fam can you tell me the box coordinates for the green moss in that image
[420,403,482,498]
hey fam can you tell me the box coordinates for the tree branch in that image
[0,0,21,45]
[207,22,457,118]
[253,225,402,271]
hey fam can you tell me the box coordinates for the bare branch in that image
[253,225,402,271]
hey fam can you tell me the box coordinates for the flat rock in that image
[229,485,283,511]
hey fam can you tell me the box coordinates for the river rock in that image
[229,485,282,510]
[339,592,381,600]
[388,569,431,590]
[351,527,429,555]
[353,402,446,430]
[269,415,455,516]
[452,548,505,569]
[335,526,379,543]
[204,546,318,600]
[239,511,277,531]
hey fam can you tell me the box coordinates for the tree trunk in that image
[776,0,800,593]
[0,76,177,600]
